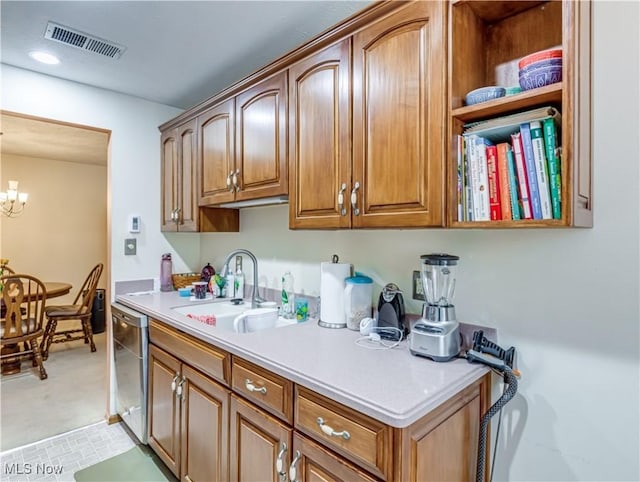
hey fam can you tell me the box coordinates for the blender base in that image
[409,319,461,362]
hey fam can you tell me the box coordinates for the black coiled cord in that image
[476,368,518,482]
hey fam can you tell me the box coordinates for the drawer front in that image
[231,357,293,423]
[295,387,392,480]
[149,319,229,385]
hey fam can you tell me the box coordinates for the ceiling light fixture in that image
[0,180,29,218]
[29,50,60,65]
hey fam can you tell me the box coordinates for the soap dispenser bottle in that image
[234,256,245,299]
[281,271,295,319]
[226,263,235,299]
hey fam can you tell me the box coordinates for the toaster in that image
[376,283,407,340]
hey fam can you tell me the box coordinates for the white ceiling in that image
[1,0,371,110]
[1,1,370,165]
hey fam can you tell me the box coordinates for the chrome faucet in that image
[220,249,265,308]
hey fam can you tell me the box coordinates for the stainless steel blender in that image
[409,253,461,362]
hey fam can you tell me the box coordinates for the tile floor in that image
[0,421,136,482]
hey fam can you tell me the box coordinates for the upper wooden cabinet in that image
[161,119,198,232]
[352,1,446,228]
[197,72,288,206]
[446,0,592,228]
[289,2,447,229]
[235,72,288,201]
[289,39,351,229]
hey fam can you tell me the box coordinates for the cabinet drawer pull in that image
[244,379,267,395]
[350,182,360,216]
[338,183,347,216]
[176,376,186,399]
[316,417,350,440]
[275,442,287,481]
[174,207,181,223]
[289,450,301,482]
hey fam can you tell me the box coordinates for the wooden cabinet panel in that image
[179,121,198,231]
[290,432,377,482]
[288,39,351,229]
[230,395,292,482]
[161,130,178,231]
[235,71,288,201]
[180,364,230,482]
[198,98,235,205]
[352,1,446,228]
[148,344,181,478]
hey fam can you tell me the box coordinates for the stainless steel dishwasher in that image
[112,302,149,444]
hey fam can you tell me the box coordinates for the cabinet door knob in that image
[227,171,234,192]
[316,417,350,440]
[171,374,180,392]
[176,376,186,399]
[174,207,181,224]
[338,183,347,216]
[245,379,267,395]
[289,450,301,482]
[350,182,361,216]
[232,169,240,192]
[275,442,287,481]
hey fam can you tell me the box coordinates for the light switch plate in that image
[412,270,425,301]
[124,238,137,255]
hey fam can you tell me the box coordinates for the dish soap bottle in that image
[160,253,173,292]
[234,256,245,299]
[281,271,295,319]
[225,263,235,299]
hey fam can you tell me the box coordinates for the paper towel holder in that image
[318,254,352,329]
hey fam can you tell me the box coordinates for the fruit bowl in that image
[519,64,562,91]
[464,86,506,106]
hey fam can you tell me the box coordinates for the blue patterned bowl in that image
[465,86,506,106]
[519,64,562,91]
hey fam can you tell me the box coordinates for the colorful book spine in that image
[496,143,512,221]
[519,123,542,219]
[542,117,562,219]
[473,136,491,221]
[464,135,475,221]
[510,132,532,219]
[457,135,463,221]
[505,145,522,220]
[486,145,502,220]
[530,121,553,219]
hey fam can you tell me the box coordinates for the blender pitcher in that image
[344,274,373,330]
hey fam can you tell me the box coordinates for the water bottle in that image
[160,253,173,292]
[234,256,245,299]
[281,271,295,319]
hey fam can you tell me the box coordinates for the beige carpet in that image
[0,332,108,451]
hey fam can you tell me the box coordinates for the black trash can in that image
[91,288,106,334]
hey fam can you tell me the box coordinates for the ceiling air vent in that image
[44,21,126,59]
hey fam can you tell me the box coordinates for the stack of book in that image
[456,106,562,222]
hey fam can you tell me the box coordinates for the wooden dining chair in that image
[41,263,103,360]
[1,263,15,275]
[1,274,48,380]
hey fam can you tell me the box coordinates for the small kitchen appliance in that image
[376,283,406,340]
[410,253,461,362]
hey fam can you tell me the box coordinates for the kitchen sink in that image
[172,300,297,333]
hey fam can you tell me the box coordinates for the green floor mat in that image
[74,445,176,482]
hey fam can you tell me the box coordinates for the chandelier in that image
[0,180,28,218]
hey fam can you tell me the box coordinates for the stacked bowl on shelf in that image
[518,48,563,91]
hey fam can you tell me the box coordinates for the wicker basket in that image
[172,273,202,289]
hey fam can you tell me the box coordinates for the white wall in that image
[1,1,638,479]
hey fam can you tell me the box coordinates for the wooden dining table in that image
[1,281,73,375]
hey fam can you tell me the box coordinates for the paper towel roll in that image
[319,262,352,327]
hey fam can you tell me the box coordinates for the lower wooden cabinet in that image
[229,395,292,482]
[148,344,230,481]
[147,320,491,482]
[289,432,378,482]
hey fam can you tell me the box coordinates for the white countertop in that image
[116,291,488,428]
